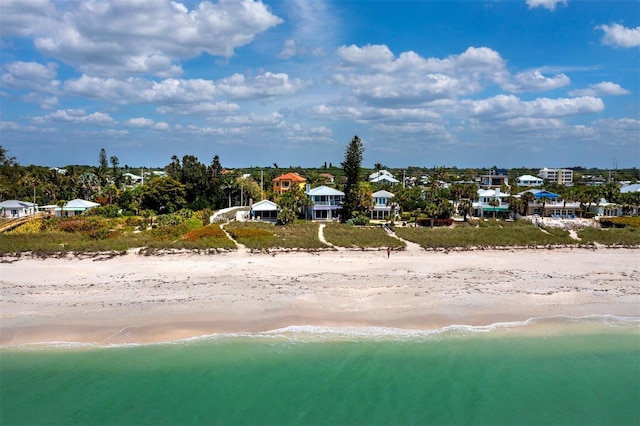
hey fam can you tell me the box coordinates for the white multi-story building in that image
[538,168,573,185]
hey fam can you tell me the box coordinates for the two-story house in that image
[273,172,307,194]
[371,190,395,220]
[306,185,344,220]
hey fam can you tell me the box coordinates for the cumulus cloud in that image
[0,61,59,91]
[526,0,567,11]
[596,23,640,48]
[40,109,116,126]
[463,94,604,118]
[1,0,283,77]
[504,70,570,92]
[217,72,308,100]
[157,102,240,115]
[126,117,155,128]
[568,81,630,96]
[64,75,217,104]
[332,45,508,106]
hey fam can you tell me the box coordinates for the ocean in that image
[1,316,639,426]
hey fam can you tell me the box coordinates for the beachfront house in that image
[0,200,38,218]
[56,199,101,217]
[520,190,580,218]
[250,199,279,222]
[371,190,395,220]
[306,185,344,220]
[273,172,307,195]
[473,188,510,218]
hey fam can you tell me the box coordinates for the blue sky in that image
[1,0,638,170]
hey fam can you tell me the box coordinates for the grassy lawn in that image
[323,223,405,249]
[394,221,577,249]
[224,220,328,250]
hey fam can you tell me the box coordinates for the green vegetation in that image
[599,216,640,229]
[224,221,328,251]
[394,221,576,249]
[578,227,640,246]
[0,213,236,255]
[323,223,405,249]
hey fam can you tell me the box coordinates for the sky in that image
[1,0,639,170]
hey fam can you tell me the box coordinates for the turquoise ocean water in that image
[1,317,639,425]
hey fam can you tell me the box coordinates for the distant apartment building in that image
[538,168,573,185]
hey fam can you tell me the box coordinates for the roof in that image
[64,199,100,208]
[369,170,394,179]
[372,190,394,198]
[621,183,640,193]
[0,200,36,209]
[370,175,400,183]
[306,185,344,196]
[478,189,509,198]
[251,199,279,211]
[533,190,559,199]
[517,175,542,181]
[273,172,307,182]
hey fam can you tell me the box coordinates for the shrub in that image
[183,224,228,241]
[346,215,370,226]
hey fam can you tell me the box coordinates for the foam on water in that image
[3,314,638,350]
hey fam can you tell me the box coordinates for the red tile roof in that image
[273,172,307,182]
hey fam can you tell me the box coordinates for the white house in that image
[306,185,344,220]
[250,199,279,222]
[473,189,510,217]
[516,175,543,187]
[369,170,400,186]
[57,199,100,217]
[0,200,37,218]
[371,190,395,220]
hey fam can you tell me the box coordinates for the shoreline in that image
[1,248,639,346]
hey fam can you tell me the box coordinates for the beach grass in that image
[578,226,640,246]
[394,221,577,249]
[224,220,329,250]
[323,223,405,249]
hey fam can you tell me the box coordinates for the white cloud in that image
[0,61,59,91]
[504,70,570,92]
[332,45,508,106]
[597,23,640,48]
[1,0,283,77]
[526,0,567,11]
[463,94,604,118]
[157,102,240,115]
[278,39,298,59]
[64,75,217,104]
[41,109,116,126]
[217,72,308,100]
[568,81,630,96]
[126,117,155,128]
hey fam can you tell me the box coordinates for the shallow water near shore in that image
[2,317,639,425]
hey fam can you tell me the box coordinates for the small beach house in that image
[250,199,279,222]
[0,200,37,218]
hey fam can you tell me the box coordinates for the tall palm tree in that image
[520,191,535,216]
[488,198,500,218]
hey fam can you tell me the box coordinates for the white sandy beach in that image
[1,247,638,346]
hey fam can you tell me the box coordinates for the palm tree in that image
[457,199,473,221]
[538,196,550,217]
[520,191,535,216]
[488,198,500,219]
